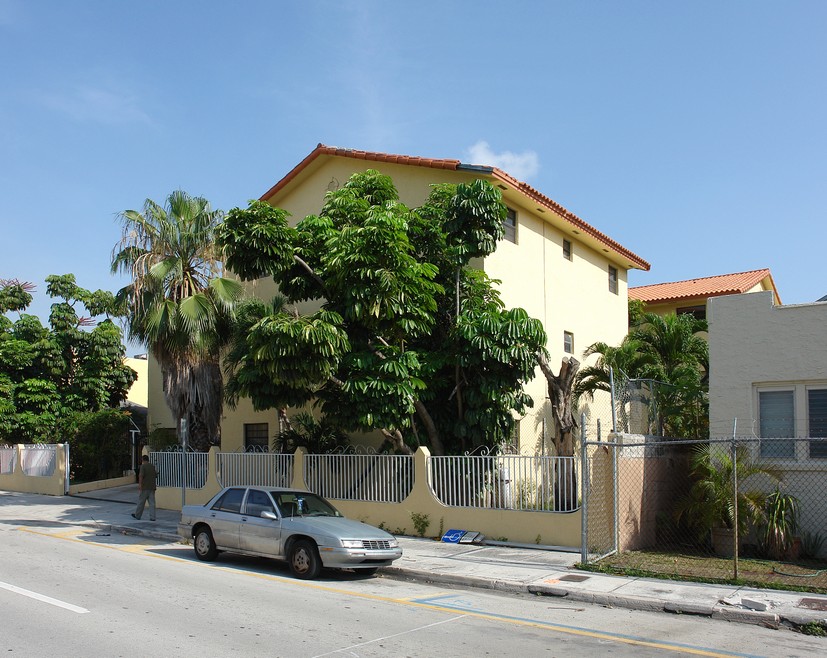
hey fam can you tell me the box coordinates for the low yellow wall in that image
[154,447,581,547]
[68,474,136,495]
[0,444,67,496]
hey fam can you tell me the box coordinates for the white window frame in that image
[502,208,517,243]
[757,388,795,459]
[754,383,827,461]
[608,266,618,294]
[806,386,827,459]
[563,331,574,355]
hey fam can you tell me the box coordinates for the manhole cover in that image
[559,574,590,582]
[798,597,827,612]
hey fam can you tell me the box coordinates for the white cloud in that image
[465,141,540,181]
[39,85,151,125]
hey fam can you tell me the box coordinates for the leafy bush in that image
[275,413,350,454]
[61,409,131,482]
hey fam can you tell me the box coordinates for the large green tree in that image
[111,191,242,451]
[0,275,136,442]
[217,170,547,455]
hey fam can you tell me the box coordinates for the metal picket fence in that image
[303,453,414,503]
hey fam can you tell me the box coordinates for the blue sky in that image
[2,1,825,354]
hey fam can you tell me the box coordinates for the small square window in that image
[563,331,574,354]
[563,239,572,261]
[502,208,517,243]
[244,423,269,451]
[608,266,618,294]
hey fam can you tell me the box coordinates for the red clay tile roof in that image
[260,144,650,271]
[629,269,780,304]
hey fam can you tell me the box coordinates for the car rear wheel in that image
[289,540,321,579]
[194,527,218,561]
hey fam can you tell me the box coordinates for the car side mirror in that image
[261,510,278,520]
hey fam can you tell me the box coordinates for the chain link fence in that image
[582,436,827,591]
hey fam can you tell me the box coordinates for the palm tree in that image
[574,338,657,401]
[630,312,709,438]
[674,443,781,550]
[630,312,708,384]
[111,190,242,451]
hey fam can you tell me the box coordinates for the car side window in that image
[245,489,275,517]
[212,488,245,514]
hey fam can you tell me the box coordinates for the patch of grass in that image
[579,549,827,595]
[799,621,827,637]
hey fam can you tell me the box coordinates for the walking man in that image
[132,455,157,521]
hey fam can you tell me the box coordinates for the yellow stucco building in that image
[149,145,649,454]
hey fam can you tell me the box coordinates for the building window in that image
[502,208,517,243]
[677,305,706,321]
[244,423,269,451]
[758,390,795,458]
[808,389,827,458]
[563,331,574,354]
[608,266,618,294]
[563,239,572,261]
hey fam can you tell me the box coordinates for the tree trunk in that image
[414,400,444,455]
[380,429,414,455]
[536,353,580,511]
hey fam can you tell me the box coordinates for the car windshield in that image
[273,492,341,518]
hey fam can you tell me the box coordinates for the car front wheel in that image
[289,540,321,579]
[194,527,218,561]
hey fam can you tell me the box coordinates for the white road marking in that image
[0,580,89,614]
[311,615,464,657]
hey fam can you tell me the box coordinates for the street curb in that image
[111,525,827,631]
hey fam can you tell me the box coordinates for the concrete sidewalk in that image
[2,486,826,631]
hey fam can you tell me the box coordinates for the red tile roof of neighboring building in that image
[260,144,650,271]
[629,269,780,304]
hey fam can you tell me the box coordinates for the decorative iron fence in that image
[303,453,414,503]
[428,453,578,511]
[151,450,208,489]
[217,452,293,488]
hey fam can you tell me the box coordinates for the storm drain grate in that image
[798,597,827,612]
[558,574,591,582]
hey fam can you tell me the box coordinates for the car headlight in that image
[341,539,363,549]
[388,538,399,548]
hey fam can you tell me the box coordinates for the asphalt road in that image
[1,523,824,657]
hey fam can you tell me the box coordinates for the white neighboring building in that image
[708,290,827,554]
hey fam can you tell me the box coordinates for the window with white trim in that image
[502,208,517,243]
[758,390,795,458]
[608,266,618,294]
[563,239,572,261]
[808,388,827,458]
[563,331,574,354]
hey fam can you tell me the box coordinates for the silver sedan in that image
[177,486,402,579]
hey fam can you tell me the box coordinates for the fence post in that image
[580,413,588,564]
[732,434,739,580]
[609,366,617,432]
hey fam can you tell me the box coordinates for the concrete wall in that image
[708,291,827,438]
[154,447,582,547]
[0,445,67,496]
[708,291,827,556]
